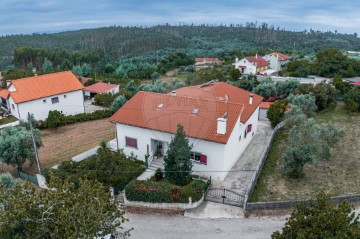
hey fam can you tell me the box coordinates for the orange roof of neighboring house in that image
[246,56,270,67]
[84,82,119,93]
[352,81,360,86]
[109,82,263,144]
[269,52,291,61]
[8,71,84,104]
[195,58,220,63]
[259,102,273,109]
[79,76,91,85]
[0,89,9,99]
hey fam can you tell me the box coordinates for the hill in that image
[1,24,360,60]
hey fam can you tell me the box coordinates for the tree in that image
[285,59,311,77]
[46,110,64,130]
[0,178,129,238]
[164,124,193,186]
[111,95,127,112]
[0,126,42,168]
[104,63,115,75]
[42,58,53,74]
[345,88,360,112]
[173,79,186,90]
[94,93,115,107]
[312,48,348,77]
[275,80,300,99]
[81,63,92,77]
[60,59,73,71]
[253,80,277,100]
[125,80,138,95]
[267,99,288,127]
[287,93,317,117]
[272,193,360,239]
[138,80,168,93]
[332,75,352,96]
[282,118,343,178]
[230,68,241,80]
[72,65,82,76]
[0,173,19,188]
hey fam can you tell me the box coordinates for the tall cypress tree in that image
[164,124,193,186]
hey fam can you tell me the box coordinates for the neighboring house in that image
[0,71,85,121]
[258,102,273,121]
[233,55,270,75]
[263,52,291,71]
[109,82,263,181]
[195,58,221,69]
[84,82,119,98]
[79,76,91,86]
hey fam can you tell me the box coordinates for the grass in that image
[249,102,360,202]
[22,118,115,172]
[0,116,17,125]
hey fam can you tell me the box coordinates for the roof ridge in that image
[10,71,73,82]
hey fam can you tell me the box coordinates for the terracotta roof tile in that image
[109,82,263,144]
[195,58,220,63]
[8,71,84,104]
[0,89,9,99]
[260,102,273,109]
[270,52,291,61]
[84,82,119,93]
[246,56,270,67]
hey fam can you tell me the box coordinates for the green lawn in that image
[250,102,360,202]
[0,116,18,126]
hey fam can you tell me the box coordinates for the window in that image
[12,104,15,110]
[125,137,137,149]
[191,151,201,161]
[43,99,47,103]
[64,95,67,99]
[247,124,253,133]
[51,97,59,104]
[244,128,247,138]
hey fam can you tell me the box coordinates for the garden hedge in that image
[125,179,208,203]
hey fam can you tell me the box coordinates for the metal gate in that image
[205,188,245,207]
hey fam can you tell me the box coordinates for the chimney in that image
[235,57,239,63]
[277,53,279,60]
[249,94,253,105]
[171,90,176,96]
[256,53,258,59]
[217,118,227,135]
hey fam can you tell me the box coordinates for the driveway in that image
[84,99,107,113]
[212,121,272,194]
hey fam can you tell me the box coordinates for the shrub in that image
[46,110,64,129]
[154,168,163,181]
[94,93,115,107]
[110,95,127,112]
[267,100,288,127]
[345,88,360,112]
[125,179,207,203]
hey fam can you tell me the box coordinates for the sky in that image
[0,0,359,35]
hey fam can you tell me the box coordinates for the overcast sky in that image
[0,0,359,35]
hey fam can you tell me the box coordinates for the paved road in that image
[212,121,272,194]
[123,213,285,239]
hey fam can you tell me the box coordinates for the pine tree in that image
[164,124,193,186]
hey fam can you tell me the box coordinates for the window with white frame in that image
[51,97,59,104]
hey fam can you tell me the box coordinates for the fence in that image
[18,170,39,185]
[243,121,285,212]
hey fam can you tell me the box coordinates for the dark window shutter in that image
[247,124,252,133]
[200,154,207,165]
[125,137,137,148]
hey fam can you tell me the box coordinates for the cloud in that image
[0,0,359,35]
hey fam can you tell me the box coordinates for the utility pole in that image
[28,113,42,175]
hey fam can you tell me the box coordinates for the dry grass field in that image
[250,103,360,202]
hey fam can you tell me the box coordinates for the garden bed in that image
[250,103,360,202]
[125,179,209,204]
[0,115,17,126]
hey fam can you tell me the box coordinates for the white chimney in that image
[249,94,253,105]
[217,118,227,135]
[235,57,239,62]
[277,53,279,60]
[256,53,258,59]
[171,90,176,96]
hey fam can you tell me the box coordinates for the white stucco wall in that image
[115,123,227,181]
[223,106,260,172]
[11,90,85,121]
[233,58,256,75]
[263,55,290,71]
[105,86,119,95]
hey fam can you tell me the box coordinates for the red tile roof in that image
[0,89,9,99]
[109,82,263,144]
[79,76,91,85]
[352,81,360,85]
[84,82,119,93]
[195,58,220,63]
[246,56,270,67]
[259,102,273,109]
[269,52,291,61]
[7,71,84,104]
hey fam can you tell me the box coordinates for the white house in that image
[195,58,221,69]
[0,71,85,121]
[263,52,291,71]
[109,82,263,181]
[84,82,119,98]
[233,55,270,75]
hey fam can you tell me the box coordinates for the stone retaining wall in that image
[124,193,205,210]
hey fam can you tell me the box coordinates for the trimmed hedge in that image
[37,109,113,129]
[125,179,208,203]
